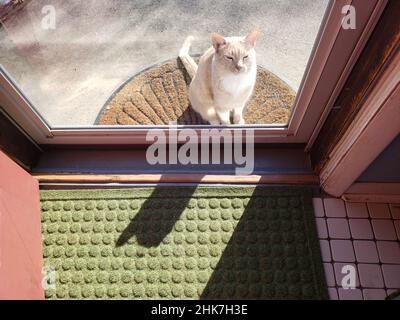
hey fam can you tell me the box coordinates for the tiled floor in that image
[313,198,400,300]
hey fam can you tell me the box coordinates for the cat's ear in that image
[211,33,226,51]
[245,29,260,47]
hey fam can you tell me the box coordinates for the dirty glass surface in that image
[0,0,329,127]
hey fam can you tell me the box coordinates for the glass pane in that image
[0,0,329,127]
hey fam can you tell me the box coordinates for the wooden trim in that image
[32,174,319,185]
[320,62,400,196]
[343,182,400,203]
[342,194,400,204]
[311,0,400,172]
[32,145,315,177]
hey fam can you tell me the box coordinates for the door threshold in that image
[33,173,319,185]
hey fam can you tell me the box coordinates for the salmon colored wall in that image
[0,150,44,300]
[357,135,400,183]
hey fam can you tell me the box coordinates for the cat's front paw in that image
[208,119,221,125]
[233,117,245,125]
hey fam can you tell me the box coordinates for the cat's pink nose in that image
[235,65,242,71]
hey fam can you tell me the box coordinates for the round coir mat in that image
[96,58,296,125]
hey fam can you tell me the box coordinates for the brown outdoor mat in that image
[96,58,296,125]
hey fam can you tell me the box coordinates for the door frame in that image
[320,49,400,197]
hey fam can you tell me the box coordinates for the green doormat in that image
[40,187,328,300]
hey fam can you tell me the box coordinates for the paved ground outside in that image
[0,0,329,126]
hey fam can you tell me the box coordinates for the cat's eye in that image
[225,56,233,60]
[243,56,249,60]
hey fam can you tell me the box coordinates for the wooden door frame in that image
[310,0,400,197]
[316,49,400,197]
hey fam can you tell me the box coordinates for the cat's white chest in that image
[220,69,255,97]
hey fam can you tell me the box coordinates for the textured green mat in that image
[40,187,328,300]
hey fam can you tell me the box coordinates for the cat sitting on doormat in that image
[179,30,260,125]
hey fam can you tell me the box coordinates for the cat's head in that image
[211,29,260,74]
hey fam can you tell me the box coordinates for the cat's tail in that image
[179,35,198,79]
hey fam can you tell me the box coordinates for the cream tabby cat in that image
[179,30,260,125]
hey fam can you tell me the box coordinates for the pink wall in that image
[0,151,44,300]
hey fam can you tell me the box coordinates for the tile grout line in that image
[316,197,400,300]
